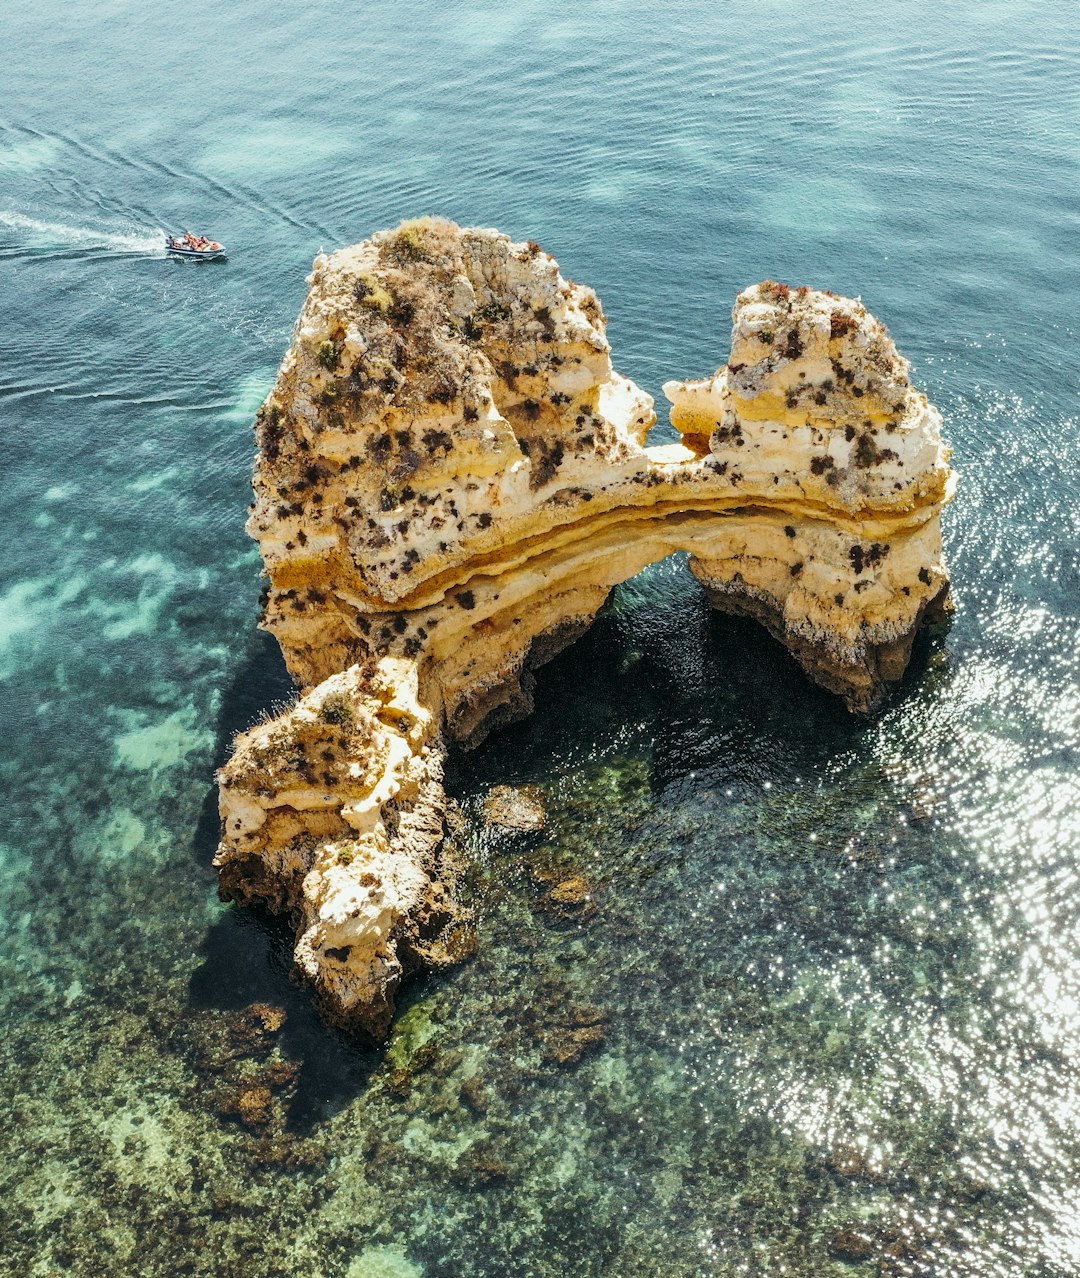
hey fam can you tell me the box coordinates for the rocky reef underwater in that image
[216,217,955,1041]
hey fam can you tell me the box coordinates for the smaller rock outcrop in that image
[482,785,546,832]
[217,657,463,1036]
[664,281,954,709]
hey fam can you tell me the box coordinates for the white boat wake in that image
[0,210,164,253]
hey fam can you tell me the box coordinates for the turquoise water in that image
[2,2,1079,1274]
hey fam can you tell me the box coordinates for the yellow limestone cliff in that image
[216,219,954,1036]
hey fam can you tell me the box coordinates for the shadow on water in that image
[190,627,296,872]
[187,901,385,1133]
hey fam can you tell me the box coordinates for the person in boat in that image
[168,231,221,252]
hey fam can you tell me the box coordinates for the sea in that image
[2,2,1079,1275]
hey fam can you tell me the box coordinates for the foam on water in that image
[0,209,165,254]
[221,370,277,421]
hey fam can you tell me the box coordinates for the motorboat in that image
[165,232,226,260]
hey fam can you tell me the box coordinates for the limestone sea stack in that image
[216,219,954,1036]
[664,280,954,704]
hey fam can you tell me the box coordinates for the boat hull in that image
[165,241,226,260]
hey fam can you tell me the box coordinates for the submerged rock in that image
[827,1228,875,1262]
[235,1084,274,1131]
[458,1074,489,1115]
[452,1140,514,1186]
[189,1004,301,1136]
[547,875,590,904]
[231,1002,287,1051]
[538,874,596,921]
[216,218,956,1037]
[541,1021,606,1067]
[482,784,546,832]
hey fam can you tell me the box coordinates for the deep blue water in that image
[2,2,1079,1275]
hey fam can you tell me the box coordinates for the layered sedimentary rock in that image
[216,219,954,1035]
[664,280,954,704]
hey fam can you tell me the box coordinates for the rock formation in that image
[216,218,954,1036]
[664,279,954,705]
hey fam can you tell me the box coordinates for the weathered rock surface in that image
[216,656,457,1036]
[664,280,953,708]
[216,218,955,1036]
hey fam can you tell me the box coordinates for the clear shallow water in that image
[2,1,1078,1274]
